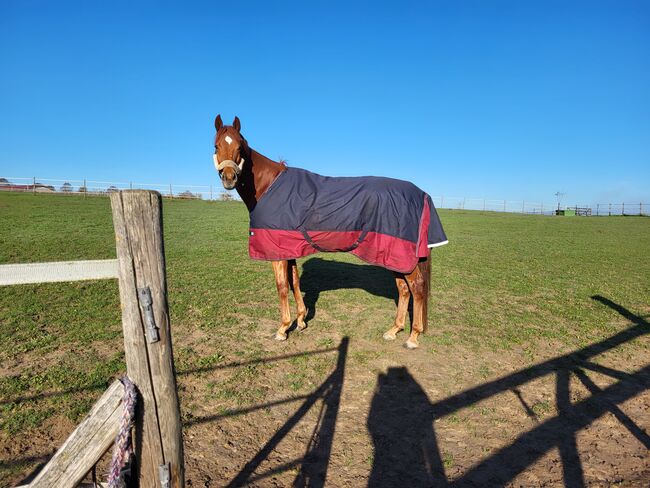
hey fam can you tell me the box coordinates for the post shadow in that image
[300,257,398,322]
[226,336,349,487]
[367,367,448,488]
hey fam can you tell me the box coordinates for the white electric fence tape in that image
[0,259,119,286]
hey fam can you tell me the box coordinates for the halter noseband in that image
[213,154,244,176]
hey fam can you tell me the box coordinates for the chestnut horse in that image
[213,115,447,349]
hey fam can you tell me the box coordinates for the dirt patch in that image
[3,309,649,487]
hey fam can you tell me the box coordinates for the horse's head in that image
[213,114,249,190]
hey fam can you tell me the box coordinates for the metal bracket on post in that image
[159,463,171,488]
[137,286,160,343]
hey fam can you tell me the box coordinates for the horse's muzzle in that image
[214,155,244,190]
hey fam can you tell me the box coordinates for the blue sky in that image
[1,1,649,204]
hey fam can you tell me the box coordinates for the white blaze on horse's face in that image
[225,136,233,145]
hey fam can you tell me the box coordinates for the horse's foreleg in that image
[404,264,427,349]
[272,260,292,341]
[288,259,307,331]
[383,274,410,341]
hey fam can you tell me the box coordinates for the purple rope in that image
[107,376,137,488]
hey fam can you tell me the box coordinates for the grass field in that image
[1,192,649,486]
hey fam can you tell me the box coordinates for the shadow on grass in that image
[366,295,650,487]
[300,257,398,322]
[185,337,349,488]
[0,452,54,485]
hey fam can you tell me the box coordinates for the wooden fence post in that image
[110,190,184,488]
[29,381,125,487]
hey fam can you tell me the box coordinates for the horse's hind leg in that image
[383,274,410,341]
[272,260,292,341]
[288,259,307,331]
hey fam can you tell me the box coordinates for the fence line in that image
[0,176,647,215]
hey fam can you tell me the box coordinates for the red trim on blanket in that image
[249,228,419,273]
[416,196,431,257]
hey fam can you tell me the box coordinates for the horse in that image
[212,115,448,349]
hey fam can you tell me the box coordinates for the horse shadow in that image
[299,257,399,323]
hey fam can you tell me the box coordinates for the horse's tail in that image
[418,249,431,333]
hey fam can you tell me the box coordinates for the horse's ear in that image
[215,114,223,131]
[233,116,241,132]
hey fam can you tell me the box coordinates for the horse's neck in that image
[236,148,285,211]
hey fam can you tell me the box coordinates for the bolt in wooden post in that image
[110,190,184,488]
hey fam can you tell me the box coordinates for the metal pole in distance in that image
[622,202,625,215]
[33,177,36,195]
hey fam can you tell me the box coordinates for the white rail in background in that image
[0,259,118,286]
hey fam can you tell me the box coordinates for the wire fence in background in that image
[1,176,647,216]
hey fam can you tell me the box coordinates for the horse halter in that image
[213,154,245,176]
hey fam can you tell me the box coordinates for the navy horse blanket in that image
[248,167,448,273]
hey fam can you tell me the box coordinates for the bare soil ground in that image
[5,303,648,487]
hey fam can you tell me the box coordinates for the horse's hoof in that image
[297,322,307,331]
[404,340,419,350]
[275,332,288,341]
[383,332,397,341]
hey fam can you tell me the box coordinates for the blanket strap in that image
[301,230,369,253]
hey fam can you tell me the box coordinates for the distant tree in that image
[178,190,196,199]
[61,182,73,192]
[220,192,234,201]
[78,186,87,193]
[0,178,9,185]
[107,186,119,193]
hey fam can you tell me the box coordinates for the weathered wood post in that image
[28,381,125,487]
[110,190,184,488]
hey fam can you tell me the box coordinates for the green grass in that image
[0,192,649,482]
